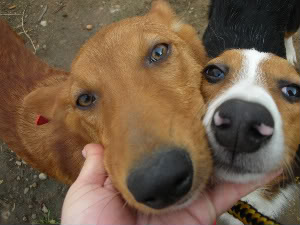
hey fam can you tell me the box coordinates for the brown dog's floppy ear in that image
[24,81,70,123]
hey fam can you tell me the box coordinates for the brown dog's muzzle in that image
[103,98,211,213]
[127,147,193,209]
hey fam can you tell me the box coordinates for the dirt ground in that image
[0,0,299,224]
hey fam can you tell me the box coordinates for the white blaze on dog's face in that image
[201,49,300,183]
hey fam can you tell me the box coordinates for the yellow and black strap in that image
[228,200,281,225]
[227,176,300,225]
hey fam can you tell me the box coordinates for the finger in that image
[188,169,282,225]
[77,143,107,185]
[209,169,283,217]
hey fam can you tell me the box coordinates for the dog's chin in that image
[212,150,281,183]
[214,166,267,184]
[206,132,283,184]
[212,152,281,184]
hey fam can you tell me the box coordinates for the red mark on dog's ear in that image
[35,115,49,125]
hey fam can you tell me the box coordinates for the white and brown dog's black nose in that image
[127,148,193,209]
[212,99,274,153]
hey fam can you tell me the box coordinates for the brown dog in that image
[0,0,211,214]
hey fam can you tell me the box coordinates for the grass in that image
[32,211,60,224]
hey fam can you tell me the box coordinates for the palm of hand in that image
[62,177,216,225]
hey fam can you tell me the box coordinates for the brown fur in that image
[285,31,297,39]
[0,20,78,182]
[259,55,300,198]
[0,0,212,214]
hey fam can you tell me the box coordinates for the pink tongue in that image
[255,123,274,136]
[214,111,230,126]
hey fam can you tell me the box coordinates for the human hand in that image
[61,144,282,225]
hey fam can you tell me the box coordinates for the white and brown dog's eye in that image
[203,64,227,83]
[76,93,97,109]
[149,43,170,64]
[281,84,300,102]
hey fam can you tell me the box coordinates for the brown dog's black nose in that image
[127,148,193,209]
[212,99,274,153]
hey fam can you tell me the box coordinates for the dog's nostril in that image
[175,176,187,187]
[213,111,231,129]
[248,123,273,145]
[253,123,274,137]
[249,126,265,139]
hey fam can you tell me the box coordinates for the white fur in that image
[217,184,299,225]
[285,36,297,65]
[203,49,284,183]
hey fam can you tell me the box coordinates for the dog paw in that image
[285,37,298,66]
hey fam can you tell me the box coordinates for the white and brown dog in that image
[202,0,300,224]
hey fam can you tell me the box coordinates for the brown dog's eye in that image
[76,94,97,109]
[149,43,170,63]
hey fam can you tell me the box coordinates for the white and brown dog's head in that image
[201,49,300,183]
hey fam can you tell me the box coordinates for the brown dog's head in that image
[25,0,212,214]
[201,49,300,183]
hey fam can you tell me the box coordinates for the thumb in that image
[76,143,107,185]
[209,169,283,217]
[187,169,282,225]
